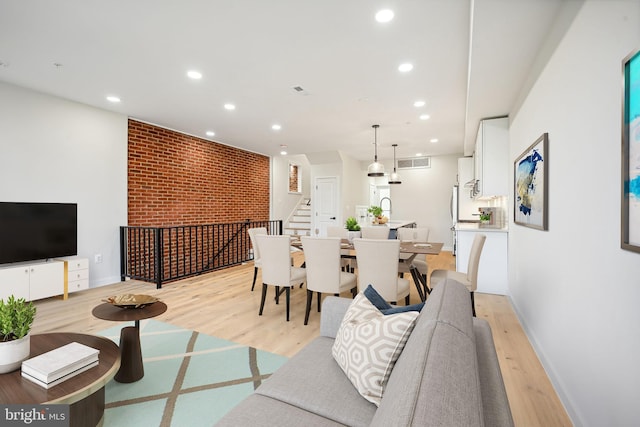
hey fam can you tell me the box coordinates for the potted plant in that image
[345,217,361,243]
[0,296,36,373]
[368,205,388,224]
[479,209,492,226]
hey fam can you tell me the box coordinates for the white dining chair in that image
[247,227,267,291]
[256,235,306,321]
[396,227,430,282]
[353,238,410,305]
[301,236,357,325]
[327,225,354,272]
[430,233,486,316]
[360,226,390,240]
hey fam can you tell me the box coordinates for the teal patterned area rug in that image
[98,320,287,426]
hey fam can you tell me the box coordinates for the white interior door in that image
[314,176,339,237]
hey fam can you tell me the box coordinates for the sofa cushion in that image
[332,293,419,406]
[215,393,346,427]
[474,318,515,426]
[255,337,377,427]
[319,297,353,338]
[371,278,484,426]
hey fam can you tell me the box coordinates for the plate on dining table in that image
[413,243,432,248]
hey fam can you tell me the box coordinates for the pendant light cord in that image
[393,144,397,172]
[373,124,379,161]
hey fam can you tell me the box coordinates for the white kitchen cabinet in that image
[58,257,89,297]
[0,261,64,301]
[473,117,509,199]
[458,157,475,187]
[456,226,508,295]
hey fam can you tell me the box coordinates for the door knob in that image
[330,217,336,220]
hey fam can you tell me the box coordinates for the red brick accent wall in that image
[127,119,270,226]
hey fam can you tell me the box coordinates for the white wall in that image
[271,154,310,224]
[0,82,127,287]
[357,154,458,248]
[340,151,364,227]
[508,1,640,425]
[386,154,459,249]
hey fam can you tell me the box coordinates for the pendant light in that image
[388,144,402,184]
[367,124,385,177]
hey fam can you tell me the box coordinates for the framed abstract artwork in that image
[514,133,548,230]
[622,48,640,253]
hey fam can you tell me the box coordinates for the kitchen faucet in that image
[380,197,392,215]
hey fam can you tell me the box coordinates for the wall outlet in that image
[94,254,103,264]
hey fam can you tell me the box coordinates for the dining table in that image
[290,237,443,302]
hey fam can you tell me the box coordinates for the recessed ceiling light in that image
[280,150,288,155]
[224,103,236,110]
[398,63,413,73]
[106,96,121,103]
[206,131,215,137]
[187,70,202,79]
[430,138,439,143]
[375,9,394,23]
[420,114,430,120]
[414,100,426,107]
[416,152,423,157]
[272,124,282,131]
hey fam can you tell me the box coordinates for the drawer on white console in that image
[67,259,89,272]
[68,268,89,282]
[68,279,89,293]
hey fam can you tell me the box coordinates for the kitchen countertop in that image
[455,223,508,232]
[376,220,416,229]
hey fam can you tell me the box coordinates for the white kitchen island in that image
[455,223,508,295]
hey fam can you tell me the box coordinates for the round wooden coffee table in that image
[92,301,167,383]
[0,332,120,427]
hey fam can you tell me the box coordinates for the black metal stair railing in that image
[120,220,282,288]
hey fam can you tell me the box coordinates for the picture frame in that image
[621,48,640,253]
[514,133,548,230]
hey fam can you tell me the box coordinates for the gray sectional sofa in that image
[216,278,514,426]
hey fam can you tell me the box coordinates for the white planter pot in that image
[347,231,361,243]
[0,334,30,374]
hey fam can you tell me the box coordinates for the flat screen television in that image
[0,202,77,264]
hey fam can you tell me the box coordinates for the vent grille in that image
[397,157,431,169]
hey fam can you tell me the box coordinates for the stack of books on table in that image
[21,342,100,389]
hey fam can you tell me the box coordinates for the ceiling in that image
[0,0,571,161]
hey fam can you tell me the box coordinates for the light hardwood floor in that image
[30,251,572,426]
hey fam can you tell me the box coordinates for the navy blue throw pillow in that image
[363,285,392,310]
[380,303,425,315]
[363,284,424,315]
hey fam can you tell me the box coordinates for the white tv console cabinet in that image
[0,257,88,301]
[58,257,89,297]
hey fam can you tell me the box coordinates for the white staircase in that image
[284,198,312,236]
